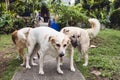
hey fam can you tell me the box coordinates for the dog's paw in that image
[31,62,38,66]
[83,63,88,66]
[26,65,31,69]
[60,62,63,66]
[71,67,75,72]
[20,63,25,66]
[39,71,44,75]
[33,56,38,60]
[57,69,64,74]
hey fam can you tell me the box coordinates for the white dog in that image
[60,18,100,71]
[11,27,32,66]
[26,27,70,75]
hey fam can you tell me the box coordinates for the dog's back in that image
[17,27,32,42]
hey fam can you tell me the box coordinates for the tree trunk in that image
[5,0,9,10]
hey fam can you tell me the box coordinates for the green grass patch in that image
[75,29,120,80]
[0,59,21,80]
[0,34,21,80]
[0,34,12,51]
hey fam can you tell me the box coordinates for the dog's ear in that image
[67,38,71,44]
[63,29,69,33]
[65,36,71,44]
[49,36,56,43]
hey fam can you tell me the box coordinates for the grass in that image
[75,29,120,80]
[0,34,21,80]
[0,34,12,51]
[0,59,21,80]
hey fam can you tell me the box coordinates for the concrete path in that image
[12,55,86,80]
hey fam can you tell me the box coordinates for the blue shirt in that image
[50,19,60,31]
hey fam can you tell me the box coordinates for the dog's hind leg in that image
[38,50,44,75]
[82,51,88,66]
[19,47,26,66]
[30,44,40,66]
[81,45,89,66]
[26,45,35,69]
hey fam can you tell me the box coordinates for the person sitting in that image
[48,18,60,31]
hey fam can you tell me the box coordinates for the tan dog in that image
[11,27,32,66]
[60,18,100,71]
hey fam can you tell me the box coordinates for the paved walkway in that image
[12,55,86,80]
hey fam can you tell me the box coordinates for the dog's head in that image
[69,34,80,48]
[49,34,70,57]
[62,28,81,48]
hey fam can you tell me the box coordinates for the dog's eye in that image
[63,44,67,47]
[78,35,80,38]
[56,44,60,47]
[72,35,75,38]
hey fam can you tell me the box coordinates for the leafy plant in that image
[50,3,88,28]
[0,11,25,34]
[9,0,42,16]
[110,8,120,29]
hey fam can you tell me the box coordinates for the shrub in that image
[50,4,88,28]
[0,11,25,34]
[109,8,120,29]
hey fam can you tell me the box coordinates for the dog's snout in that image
[71,40,78,48]
[59,52,64,57]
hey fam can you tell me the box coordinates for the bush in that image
[114,0,120,9]
[110,8,120,29]
[0,11,25,34]
[50,4,88,28]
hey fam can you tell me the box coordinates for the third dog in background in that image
[60,18,101,71]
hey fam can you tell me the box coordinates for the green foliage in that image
[9,0,42,16]
[114,0,120,9]
[0,34,22,80]
[75,29,120,80]
[0,34,11,51]
[0,2,6,16]
[110,8,120,29]
[0,11,15,34]
[0,11,25,34]
[50,3,88,28]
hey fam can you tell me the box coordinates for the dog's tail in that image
[11,30,18,44]
[86,18,101,39]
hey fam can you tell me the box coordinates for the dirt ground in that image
[0,44,16,78]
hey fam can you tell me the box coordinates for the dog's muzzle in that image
[59,52,64,57]
[71,41,78,48]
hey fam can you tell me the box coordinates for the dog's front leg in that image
[70,47,75,72]
[57,57,63,74]
[26,53,31,69]
[38,51,44,75]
